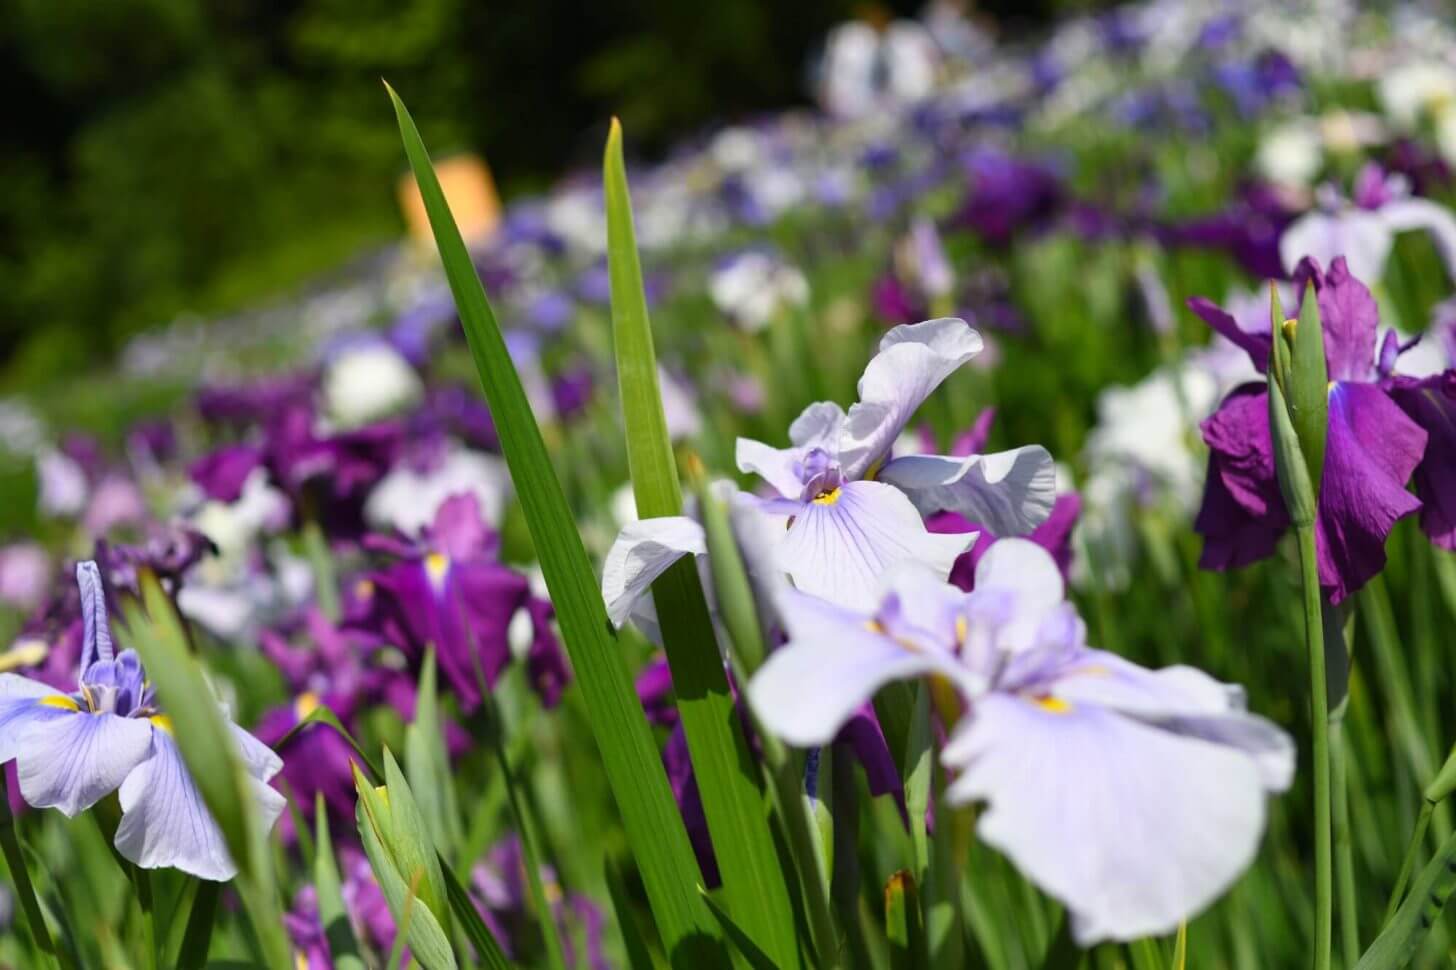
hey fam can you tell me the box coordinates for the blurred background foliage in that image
[0,0,1096,392]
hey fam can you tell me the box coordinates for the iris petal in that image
[115,730,286,881]
[880,445,1056,537]
[943,694,1269,944]
[16,711,153,817]
[774,480,972,608]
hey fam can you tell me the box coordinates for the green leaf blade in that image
[385,83,723,967]
[605,119,803,969]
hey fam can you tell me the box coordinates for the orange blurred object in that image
[397,154,501,247]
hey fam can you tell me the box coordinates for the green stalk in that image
[1384,800,1432,925]
[0,771,60,968]
[1296,523,1332,970]
[132,866,158,970]
[484,695,569,970]
[1332,722,1358,966]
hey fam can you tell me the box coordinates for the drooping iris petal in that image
[601,517,707,628]
[1044,652,1295,790]
[749,589,965,746]
[879,445,1056,537]
[774,480,972,607]
[840,319,983,478]
[943,693,1269,944]
[115,730,287,881]
[16,710,154,817]
[1315,381,1426,601]
[1194,450,1289,570]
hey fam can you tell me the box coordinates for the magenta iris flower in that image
[1189,256,1454,601]
[349,494,569,710]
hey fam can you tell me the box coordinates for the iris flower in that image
[1279,164,1456,285]
[0,562,284,880]
[735,318,1055,606]
[748,540,1292,944]
[1190,256,1454,600]
[350,494,569,710]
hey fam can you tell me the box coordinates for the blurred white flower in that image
[710,252,810,331]
[323,342,422,428]
[1255,120,1323,187]
[1378,60,1456,128]
[365,448,510,537]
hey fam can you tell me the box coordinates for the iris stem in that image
[483,693,569,970]
[132,865,159,970]
[1384,799,1433,926]
[1295,523,1332,970]
[1332,722,1358,966]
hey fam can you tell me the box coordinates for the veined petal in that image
[1045,652,1295,791]
[735,438,808,499]
[1315,382,1425,602]
[841,318,983,478]
[1312,257,1382,383]
[879,446,1056,537]
[750,589,964,746]
[601,517,707,628]
[115,730,287,881]
[17,711,154,817]
[775,480,973,608]
[230,723,284,783]
[943,694,1270,945]
[0,686,76,765]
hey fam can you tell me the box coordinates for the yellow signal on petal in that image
[1033,696,1073,715]
[40,695,80,712]
[149,714,174,734]
[812,487,843,506]
[295,691,321,721]
[425,552,450,585]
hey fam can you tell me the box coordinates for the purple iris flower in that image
[1166,183,1299,280]
[0,562,284,879]
[472,835,610,969]
[284,885,334,969]
[412,386,499,452]
[252,607,410,839]
[1190,256,1452,601]
[349,494,569,711]
[195,373,316,429]
[735,318,1055,607]
[749,541,1293,944]
[957,150,1063,245]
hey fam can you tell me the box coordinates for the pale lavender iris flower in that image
[748,540,1293,944]
[0,562,284,880]
[735,318,1055,606]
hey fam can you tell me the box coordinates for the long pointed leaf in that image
[386,83,723,967]
[605,118,802,969]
